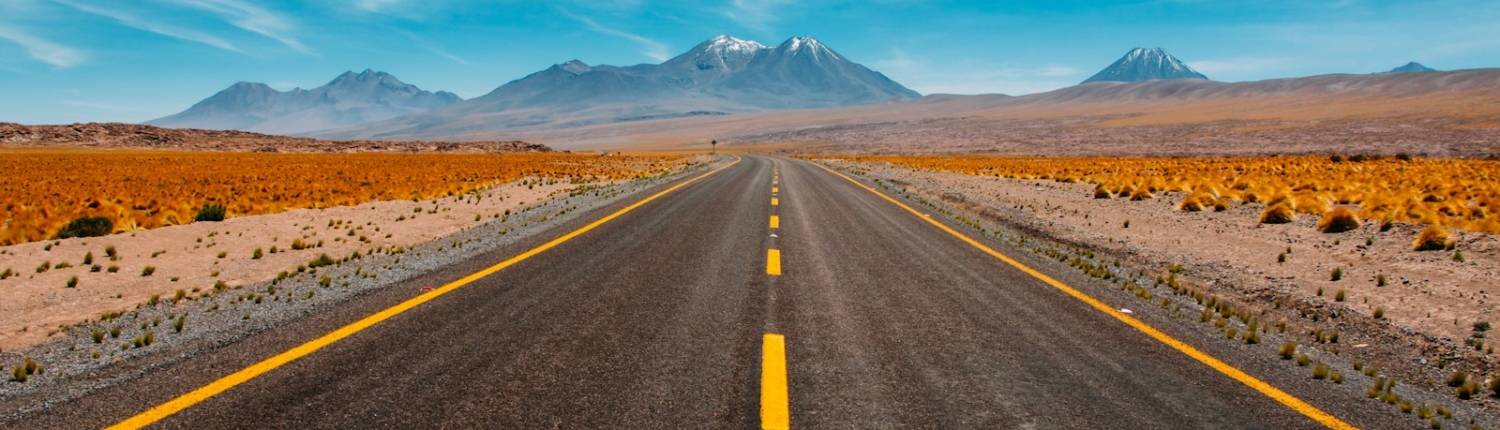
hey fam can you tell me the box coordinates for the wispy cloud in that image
[558,10,669,62]
[721,0,797,31]
[354,0,408,13]
[171,0,309,53]
[396,30,469,65]
[50,0,243,53]
[0,26,85,67]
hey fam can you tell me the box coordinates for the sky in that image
[1,0,1497,124]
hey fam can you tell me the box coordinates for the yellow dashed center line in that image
[770,215,779,229]
[771,197,779,206]
[767,249,782,276]
[761,333,790,430]
[809,160,1356,430]
[104,157,745,430]
[772,187,778,193]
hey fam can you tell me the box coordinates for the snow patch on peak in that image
[706,34,766,53]
[776,36,841,60]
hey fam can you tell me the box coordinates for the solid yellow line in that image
[771,197,779,206]
[761,333,790,430]
[767,249,782,276]
[770,215,779,229]
[105,157,745,430]
[808,161,1357,430]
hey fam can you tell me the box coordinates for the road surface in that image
[9,155,1400,429]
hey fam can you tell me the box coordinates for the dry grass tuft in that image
[1260,204,1297,224]
[1412,225,1453,251]
[1317,207,1361,233]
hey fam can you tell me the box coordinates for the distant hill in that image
[315,35,920,140]
[0,122,546,153]
[1380,62,1438,74]
[147,70,461,135]
[1082,48,1209,84]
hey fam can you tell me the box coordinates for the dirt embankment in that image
[0,122,550,153]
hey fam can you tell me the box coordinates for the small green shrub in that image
[194,202,227,222]
[1331,267,1343,281]
[141,266,155,277]
[82,252,93,265]
[107,265,119,273]
[1374,308,1385,319]
[252,248,263,260]
[65,276,78,288]
[1334,290,1346,302]
[55,216,113,239]
[1296,354,1311,367]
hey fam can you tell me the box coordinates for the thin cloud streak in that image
[0,26,85,67]
[171,0,310,53]
[721,0,797,32]
[559,10,669,62]
[50,0,243,53]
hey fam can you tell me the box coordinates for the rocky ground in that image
[0,156,716,412]
[816,157,1500,424]
[0,123,549,153]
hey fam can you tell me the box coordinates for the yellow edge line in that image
[106,156,744,430]
[761,333,790,430]
[809,160,1356,430]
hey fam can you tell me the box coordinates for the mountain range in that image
[147,70,461,135]
[315,35,920,140]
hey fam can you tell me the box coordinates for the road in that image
[9,155,1395,429]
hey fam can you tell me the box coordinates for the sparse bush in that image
[173,315,185,333]
[252,248,263,260]
[66,276,77,288]
[105,245,117,260]
[1259,204,1296,224]
[1413,225,1453,251]
[107,265,119,273]
[141,266,155,277]
[1448,371,1469,387]
[1296,354,1311,367]
[55,216,113,239]
[1279,342,1297,360]
[194,202,227,222]
[91,329,104,343]
[82,251,93,265]
[1317,207,1361,233]
[308,254,335,268]
[1377,274,1387,287]
[1458,381,1480,399]
[1335,290,1346,302]
[1374,308,1386,319]
[1093,187,1112,199]
[1312,363,1330,379]
[1453,251,1465,263]
[1331,267,1343,281]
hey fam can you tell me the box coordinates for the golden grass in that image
[1317,207,1361,233]
[1412,225,1453,251]
[0,150,689,245]
[837,154,1500,236]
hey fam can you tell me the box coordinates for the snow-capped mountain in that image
[320,35,920,139]
[1380,62,1438,74]
[1082,48,1209,84]
[147,70,461,135]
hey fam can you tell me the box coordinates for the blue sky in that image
[1,0,1497,124]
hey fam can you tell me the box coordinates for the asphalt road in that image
[9,155,1398,429]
